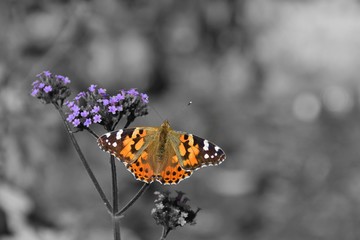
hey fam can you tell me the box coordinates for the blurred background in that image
[1,0,360,239]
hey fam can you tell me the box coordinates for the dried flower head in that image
[65,85,148,130]
[151,191,200,238]
[31,71,71,105]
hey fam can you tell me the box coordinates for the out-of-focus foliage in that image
[1,0,360,239]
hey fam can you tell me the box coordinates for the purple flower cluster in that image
[151,191,200,236]
[31,71,71,105]
[65,85,149,130]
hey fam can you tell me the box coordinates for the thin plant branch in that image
[116,183,150,216]
[112,113,124,130]
[124,115,135,129]
[55,103,113,213]
[160,226,169,240]
[86,127,99,139]
[110,155,121,240]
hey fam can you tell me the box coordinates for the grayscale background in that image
[1,0,360,239]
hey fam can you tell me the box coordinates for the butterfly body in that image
[97,120,226,184]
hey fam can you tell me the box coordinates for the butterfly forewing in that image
[169,131,226,171]
[97,127,158,164]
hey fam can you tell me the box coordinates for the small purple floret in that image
[84,118,92,127]
[140,93,149,103]
[44,71,51,77]
[98,88,107,95]
[109,96,118,104]
[102,99,109,106]
[72,119,81,127]
[108,105,117,114]
[127,88,139,96]
[66,114,75,122]
[44,85,53,93]
[71,105,80,115]
[66,101,75,108]
[89,84,97,92]
[56,75,71,85]
[31,89,39,97]
[115,93,125,101]
[32,80,40,86]
[81,110,89,117]
[93,114,102,123]
[56,75,64,81]
[63,77,71,84]
[91,106,100,113]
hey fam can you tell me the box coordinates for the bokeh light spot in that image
[293,93,321,122]
[323,85,353,115]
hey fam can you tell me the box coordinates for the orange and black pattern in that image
[97,120,226,185]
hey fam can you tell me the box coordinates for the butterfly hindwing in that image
[157,143,193,185]
[169,131,226,171]
[159,162,193,184]
[126,150,156,183]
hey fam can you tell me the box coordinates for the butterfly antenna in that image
[149,104,164,122]
[169,100,193,122]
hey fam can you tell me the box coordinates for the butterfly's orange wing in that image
[97,127,159,183]
[168,131,226,171]
[156,142,193,185]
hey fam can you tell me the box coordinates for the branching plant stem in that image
[116,183,150,216]
[55,103,113,213]
[55,103,151,240]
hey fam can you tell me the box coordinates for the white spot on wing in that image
[214,146,220,152]
[204,153,209,159]
[106,133,111,138]
[203,140,209,151]
[112,142,117,147]
[116,129,123,140]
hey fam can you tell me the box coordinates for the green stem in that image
[110,155,121,240]
[54,103,113,213]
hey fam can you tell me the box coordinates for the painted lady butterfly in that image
[97,120,226,184]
